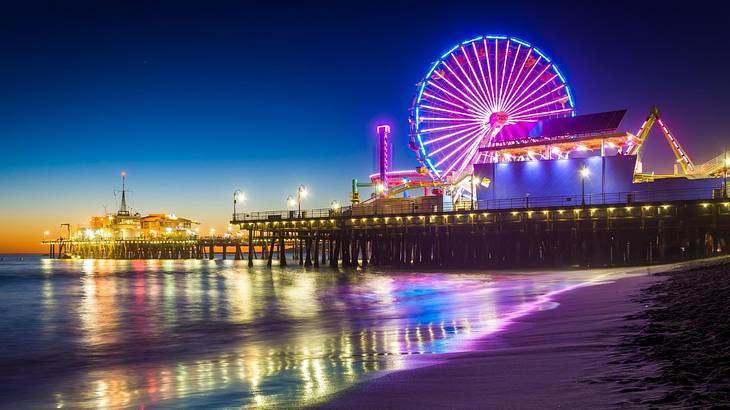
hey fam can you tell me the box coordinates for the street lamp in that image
[297,185,308,217]
[580,167,590,206]
[722,151,730,198]
[209,228,216,237]
[43,230,50,240]
[233,190,246,220]
[331,200,341,213]
[470,174,481,210]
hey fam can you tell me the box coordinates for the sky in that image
[2,0,729,252]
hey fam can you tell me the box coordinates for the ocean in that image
[0,255,612,408]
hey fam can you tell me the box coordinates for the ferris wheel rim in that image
[412,35,576,180]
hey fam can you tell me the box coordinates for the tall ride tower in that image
[117,171,130,216]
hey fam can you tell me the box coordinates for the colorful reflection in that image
[0,257,619,408]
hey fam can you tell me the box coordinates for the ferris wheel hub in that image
[489,111,509,127]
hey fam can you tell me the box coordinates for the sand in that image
[316,258,730,409]
[611,263,730,407]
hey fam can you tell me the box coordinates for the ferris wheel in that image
[410,35,575,181]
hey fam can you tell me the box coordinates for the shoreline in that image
[315,257,730,409]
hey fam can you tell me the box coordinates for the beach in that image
[318,259,730,409]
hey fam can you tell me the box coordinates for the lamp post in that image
[470,174,481,211]
[297,185,308,218]
[580,167,590,206]
[722,151,730,198]
[233,190,245,220]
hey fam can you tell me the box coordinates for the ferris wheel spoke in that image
[496,39,510,111]
[420,121,482,134]
[506,82,563,116]
[498,44,521,112]
[422,92,466,110]
[460,46,493,111]
[442,61,490,113]
[470,42,495,109]
[509,95,569,118]
[501,47,531,111]
[423,123,483,146]
[443,131,487,175]
[493,39,501,110]
[502,53,541,112]
[482,39,498,111]
[429,126,484,156]
[503,63,552,114]
[435,128,486,167]
[427,81,489,116]
[510,107,573,120]
[420,104,483,119]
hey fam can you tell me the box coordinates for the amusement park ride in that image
[356,35,726,206]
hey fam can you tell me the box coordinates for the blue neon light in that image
[565,86,576,116]
[533,47,551,63]
[510,37,531,48]
[424,61,439,83]
[417,134,426,156]
[485,34,508,40]
[426,158,438,173]
[440,44,460,60]
[463,35,483,45]
[552,65,567,84]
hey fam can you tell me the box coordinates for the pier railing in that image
[478,186,725,210]
[232,186,725,222]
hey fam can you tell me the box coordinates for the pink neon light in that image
[456,46,490,109]
[470,42,494,109]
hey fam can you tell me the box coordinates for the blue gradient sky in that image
[2,1,729,251]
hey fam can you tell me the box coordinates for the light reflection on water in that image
[0,256,611,408]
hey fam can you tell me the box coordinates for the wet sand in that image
[317,274,661,409]
[318,259,730,409]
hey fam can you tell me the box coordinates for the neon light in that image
[463,35,483,44]
[440,44,460,60]
[552,65,567,84]
[443,58,489,113]
[533,47,551,62]
[423,92,465,110]
[423,124,482,146]
[414,35,575,181]
[463,44,493,109]
[510,37,531,47]
[427,80,489,116]
[472,41,495,109]
[452,48,491,109]
[483,38,497,112]
[419,104,483,118]
[565,85,576,115]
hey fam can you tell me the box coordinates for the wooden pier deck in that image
[233,194,730,269]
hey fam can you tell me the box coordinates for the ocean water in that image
[0,255,614,408]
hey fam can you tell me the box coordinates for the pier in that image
[42,238,253,260]
[232,188,730,269]
[42,187,730,268]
